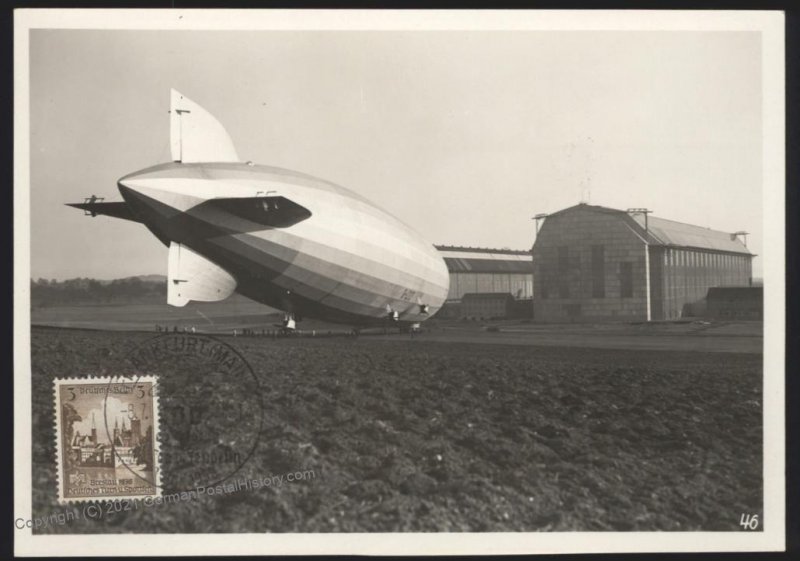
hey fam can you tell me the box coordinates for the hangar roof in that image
[543,204,752,255]
[435,245,531,256]
[632,214,752,255]
[436,246,533,274]
[461,292,516,302]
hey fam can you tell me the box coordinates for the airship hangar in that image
[435,245,533,320]
[437,202,758,323]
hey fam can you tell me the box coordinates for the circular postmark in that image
[102,333,264,493]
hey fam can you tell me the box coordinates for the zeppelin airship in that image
[69,90,449,330]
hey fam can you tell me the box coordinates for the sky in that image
[28,29,763,280]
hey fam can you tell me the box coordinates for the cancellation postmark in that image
[54,376,160,503]
[119,333,264,493]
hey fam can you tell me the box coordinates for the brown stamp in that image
[54,376,161,503]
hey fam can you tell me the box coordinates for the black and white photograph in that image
[13,9,785,556]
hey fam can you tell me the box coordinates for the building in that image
[113,416,142,448]
[532,203,754,322]
[461,293,516,319]
[436,246,533,301]
[70,413,146,468]
[70,412,114,466]
[435,246,533,319]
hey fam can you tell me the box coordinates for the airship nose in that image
[116,179,168,226]
[117,182,147,217]
[117,181,135,200]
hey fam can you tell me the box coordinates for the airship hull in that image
[118,162,450,327]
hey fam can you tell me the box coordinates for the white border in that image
[53,376,161,504]
[14,8,785,556]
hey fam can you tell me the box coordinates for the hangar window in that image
[557,246,569,272]
[620,262,633,298]
[557,246,569,298]
[540,265,549,299]
[591,245,605,298]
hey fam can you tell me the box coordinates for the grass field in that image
[32,299,763,353]
[31,326,762,532]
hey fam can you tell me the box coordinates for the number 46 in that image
[740,513,759,530]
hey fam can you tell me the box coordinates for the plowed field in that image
[30,327,762,532]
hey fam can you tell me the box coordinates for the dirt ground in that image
[30,327,762,532]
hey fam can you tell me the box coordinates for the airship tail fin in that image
[167,242,237,307]
[170,89,240,164]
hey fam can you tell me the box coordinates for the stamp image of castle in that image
[55,376,160,502]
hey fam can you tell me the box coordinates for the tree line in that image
[31,277,166,307]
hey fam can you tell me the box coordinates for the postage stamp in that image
[54,376,161,503]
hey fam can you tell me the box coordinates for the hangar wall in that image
[533,205,649,322]
[651,247,753,320]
